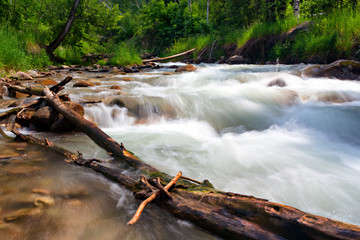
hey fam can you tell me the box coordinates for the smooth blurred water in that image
[1,63,360,239]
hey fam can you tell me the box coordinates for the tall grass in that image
[0,25,51,72]
[271,8,360,62]
[108,42,142,66]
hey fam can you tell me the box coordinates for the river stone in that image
[30,106,58,130]
[268,78,287,87]
[36,79,58,86]
[11,71,33,80]
[110,85,122,90]
[73,80,94,87]
[104,96,125,108]
[50,101,84,132]
[4,208,42,222]
[303,60,360,80]
[175,64,197,72]
[26,70,43,78]
[34,196,55,207]
[226,55,246,64]
[121,77,132,82]
[110,68,126,75]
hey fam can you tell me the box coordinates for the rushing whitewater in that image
[79,63,360,225]
[1,63,359,239]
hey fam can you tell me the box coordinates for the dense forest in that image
[0,0,360,71]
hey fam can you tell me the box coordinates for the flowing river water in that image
[1,63,360,239]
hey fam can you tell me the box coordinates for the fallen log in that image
[43,86,158,173]
[4,89,360,239]
[7,76,73,97]
[142,48,196,63]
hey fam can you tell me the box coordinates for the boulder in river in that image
[11,71,33,80]
[175,64,197,72]
[303,60,360,80]
[268,78,287,87]
[26,70,44,78]
[50,101,84,132]
[30,106,58,130]
[73,80,94,87]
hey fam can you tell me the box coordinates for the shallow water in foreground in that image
[1,63,360,239]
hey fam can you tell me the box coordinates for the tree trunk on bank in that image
[206,0,210,23]
[45,0,81,56]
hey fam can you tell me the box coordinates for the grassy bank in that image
[0,26,51,74]
[165,8,360,63]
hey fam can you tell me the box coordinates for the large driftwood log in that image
[43,86,158,173]
[142,48,196,63]
[5,88,360,239]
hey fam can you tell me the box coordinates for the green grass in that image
[108,42,142,66]
[0,25,51,72]
[271,8,360,62]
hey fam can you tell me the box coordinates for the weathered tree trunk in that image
[46,0,80,56]
[142,48,196,63]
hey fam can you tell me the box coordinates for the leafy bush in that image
[108,42,142,66]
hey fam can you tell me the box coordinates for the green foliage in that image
[166,34,216,57]
[270,8,360,62]
[0,25,50,70]
[108,42,142,66]
[138,0,208,51]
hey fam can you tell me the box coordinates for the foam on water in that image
[76,64,360,225]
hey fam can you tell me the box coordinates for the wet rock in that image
[175,64,197,72]
[121,77,132,82]
[50,101,84,132]
[226,55,246,64]
[32,188,51,195]
[122,67,134,73]
[168,65,179,69]
[104,96,125,108]
[26,70,44,78]
[110,68,126,75]
[110,85,122,90]
[30,106,58,130]
[73,80,94,87]
[34,196,55,207]
[268,78,287,87]
[61,65,70,69]
[317,92,354,103]
[11,72,33,80]
[46,66,59,70]
[303,60,360,80]
[4,208,41,222]
[35,79,58,86]
[163,72,174,75]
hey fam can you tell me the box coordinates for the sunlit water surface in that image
[1,63,360,239]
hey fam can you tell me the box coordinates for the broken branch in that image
[127,171,182,225]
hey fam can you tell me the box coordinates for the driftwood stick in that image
[153,177,172,199]
[127,171,182,225]
[7,76,72,97]
[180,176,202,184]
[49,76,73,93]
[43,86,158,173]
[142,48,196,63]
[0,99,41,121]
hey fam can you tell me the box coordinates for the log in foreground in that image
[6,88,360,239]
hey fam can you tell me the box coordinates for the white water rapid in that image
[75,63,360,226]
[2,63,359,239]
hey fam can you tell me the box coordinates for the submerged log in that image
[3,88,360,239]
[142,48,196,63]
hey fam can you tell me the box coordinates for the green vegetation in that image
[0,0,359,71]
[0,26,51,72]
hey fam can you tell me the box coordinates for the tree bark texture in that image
[46,0,81,55]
